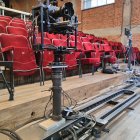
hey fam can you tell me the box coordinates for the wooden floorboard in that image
[100,99,140,140]
[0,72,128,129]
[0,72,127,109]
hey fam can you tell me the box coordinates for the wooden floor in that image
[0,71,140,140]
[14,86,140,140]
[0,72,128,110]
[0,72,128,130]
[100,100,140,140]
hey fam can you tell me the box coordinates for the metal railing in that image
[0,6,31,20]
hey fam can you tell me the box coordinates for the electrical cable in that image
[62,89,77,108]
[70,127,78,140]
[0,129,22,140]
[62,89,73,107]
[43,86,78,119]
[44,91,53,118]
[66,128,77,140]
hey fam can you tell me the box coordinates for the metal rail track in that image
[44,83,140,139]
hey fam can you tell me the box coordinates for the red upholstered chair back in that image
[46,32,60,39]
[35,37,52,45]
[93,43,100,51]
[98,44,104,52]
[0,34,30,48]
[65,53,77,70]
[81,37,90,43]
[70,41,84,59]
[70,35,81,43]
[9,22,26,29]
[34,37,54,68]
[83,42,94,51]
[12,47,37,76]
[60,34,67,40]
[133,47,139,53]
[52,39,67,47]
[86,34,94,40]
[102,44,112,52]
[12,18,25,24]
[43,51,54,67]
[0,15,12,20]
[78,31,86,37]
[0,34,38,76]
[70,41,83,51]
[0,16,11,23]
[0,20,8,33]
[0,20,8,27]
[103,40,109,44]
[0,25,5,33]
[7,26,28,37]
[91,51,100,58]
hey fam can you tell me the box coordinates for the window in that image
[98,0,106,6]
[107,0,115,4]
[82,0,115,10]
[83,0,92,9]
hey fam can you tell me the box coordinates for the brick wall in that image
[131,0,140,25]
[9,0,140,49]
[10,0,36,12]
[72,0,140,49]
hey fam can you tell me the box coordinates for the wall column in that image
[121,0,132,45]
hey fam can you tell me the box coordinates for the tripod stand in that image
[0,61,14,101]
[127,31,132,70]
[124,28,138,70]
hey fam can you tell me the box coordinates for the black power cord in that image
[0,129,22,140]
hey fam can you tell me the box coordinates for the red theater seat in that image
[0,20,8,27]
[133,47,140,62]
[46,32,60,40]
[0,34,40,76]
[0,25,5,33]
[78,31,86,37]
[12,18,25,24]
[81,37,90,43]
[35,37,51,45]
[35,37,54,71]
[0,16,11,23]
[0,15,12,20]
[101,44,117,64]
[86,34,95,42]
[53,39,80,77]
[36,37,54,73]
[9,22,26,29]
[81,42,101,74]
[7,26,28,37]
[0,34,30,48]
[52,39,67,47]
[70,35,81,43]
[70,41,85,59]
[64,52,81,79]
[60,34,67,40]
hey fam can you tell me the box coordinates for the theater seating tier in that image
[0,15,139,86]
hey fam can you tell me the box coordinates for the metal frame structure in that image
[39,83,140,139]
[0,61,14,100]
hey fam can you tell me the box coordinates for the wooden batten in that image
[0,72,128,130]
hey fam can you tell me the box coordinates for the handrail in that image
[0,6,31,20]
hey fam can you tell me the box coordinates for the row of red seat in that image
[0,15,128,61]
[0,15,140,80]
[38,32,127,59]
[0,15,28,33]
